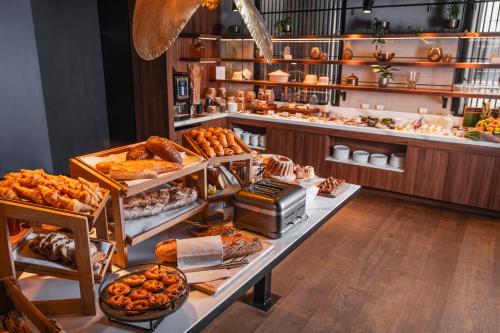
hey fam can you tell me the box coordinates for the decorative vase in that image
[342,41,354,60]
[378,77,389,88]
[310,47,321,60]
[428,47,443,62]
[346,73,359,86]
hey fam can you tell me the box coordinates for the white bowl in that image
[390,153,406,168]
[370,153,388,166]
[333,145,350,160]
[352,150,370,163]
[269,70,290,83]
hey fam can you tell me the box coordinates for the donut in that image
[130,288,151,301]
[145,266,169,280]
[107,282,131,296]
[108,294,132,308]
[122,274,146,287]
[162,274,181,286]
[125,300,149,315]
[143,279,164,292]
[148,293,170,307]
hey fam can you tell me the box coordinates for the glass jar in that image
[218,87,226,98]
[245,90,256,103]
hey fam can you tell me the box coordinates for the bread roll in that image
[155,236,263,263]
[146,136,183,164]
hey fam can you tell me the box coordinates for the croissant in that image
[57,196,93,213]
[13,185,44,205]
[38,185,60,207]
[58,185,97,207]
[0,180,19,200]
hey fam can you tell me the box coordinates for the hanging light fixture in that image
[363,0,373,13]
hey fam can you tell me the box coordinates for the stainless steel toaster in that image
[233,179,306,239]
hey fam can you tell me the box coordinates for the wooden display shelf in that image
[179,33,222,40]
[0,277,63,332]
[0,194,112,316]
[182,131,253,186]
[180,57,221,63]
[70,141,208,268]
[221,58,500,69]
[212,79,500,99]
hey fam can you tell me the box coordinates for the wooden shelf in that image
[326,156,404,173]
[180,57,221,63]
[221,58,500,69]
[179,33,222,40]
[220,32,500,41]
[212,79,500,99]
[247,144,267,151]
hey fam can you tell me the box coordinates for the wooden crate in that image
[183,130,253,186]
[70,140,208,268]
[0,193,113,316]
[0,277,63,333]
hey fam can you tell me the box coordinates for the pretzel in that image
[107,282,131,296]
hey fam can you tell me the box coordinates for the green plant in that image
[448,4,460,20]
[274,17,292,33]
[372,18,388,48]
[371,65,398,79]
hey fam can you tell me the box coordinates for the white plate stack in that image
[369,154,388,166]
[352,150,370,163]
[333,145,350,160]
[389,153,406,169]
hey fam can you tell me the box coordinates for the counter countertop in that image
[175,112,499,149]
[18,185,361,333]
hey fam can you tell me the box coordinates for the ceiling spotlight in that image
[363,0,373,13]
[232,2,238,11]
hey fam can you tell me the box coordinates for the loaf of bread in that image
[96,160,183,181]
[155,236,263,263]
[146,136,183,163]
[126,144,154,160]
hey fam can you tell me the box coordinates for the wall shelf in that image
[180,57,221,63]
[212,79,500,99]
[220,58,500,69]
[179,33,222,40]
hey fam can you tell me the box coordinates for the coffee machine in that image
[173,71,191,121]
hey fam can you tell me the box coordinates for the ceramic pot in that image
[374,51,395,62]
[310,47,321,60]
[378,77,389,88]
[428,47,443,62]
[346,73,359,86]
[445,19,460,29]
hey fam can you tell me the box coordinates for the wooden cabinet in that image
[405,147,450,200]
[443,152,500,210]
[267,128,330,177]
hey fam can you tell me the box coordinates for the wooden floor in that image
[204,192,500,333]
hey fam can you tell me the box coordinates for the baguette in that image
[96,160,183,181]
[155,235,263,263]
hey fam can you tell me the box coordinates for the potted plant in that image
[372,65,397,87]
[372,18,394,61]
[275,17,292,34]
[445,4,460,29]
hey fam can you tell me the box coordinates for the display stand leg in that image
[196,168,208,223]
[111,194,128,268]
[72,218,96,315]
[241,271,280,312]
[244,158,252,185]
[0,213,15,278]
[108,316,166,332]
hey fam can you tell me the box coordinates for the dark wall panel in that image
[31,0,110,173]
[0,0,53,175]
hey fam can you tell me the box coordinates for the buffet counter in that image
[174,112,499,213]
[18,185,361,332]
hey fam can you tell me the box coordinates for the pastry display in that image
[293,164,316,180]
[155,235,263,263]
[95,160,182,181]
[126,144,154,161]
[317,177,349,197]
[263,155,296,182]
[100,264,187,316]
[29,232,107,271]
[0,169,102,213]
[187,127,248,158]
[145,136,183,164]
[122,186,198,220]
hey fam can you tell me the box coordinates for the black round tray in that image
[98,263,189,323]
